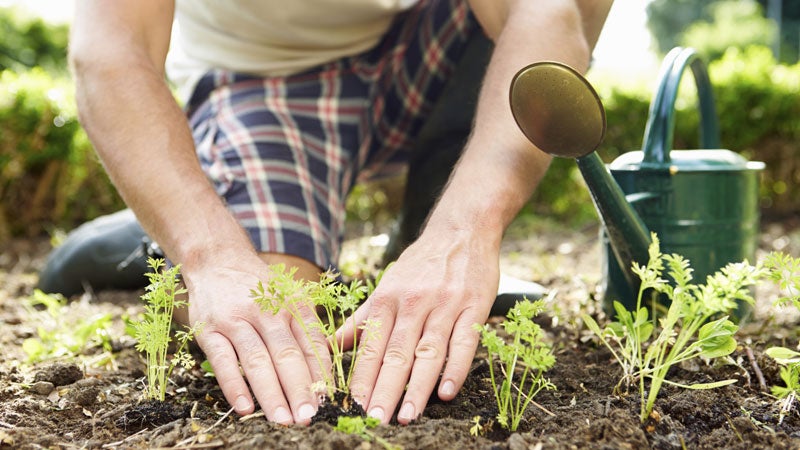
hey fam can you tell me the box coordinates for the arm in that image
[344,0,613,424]
[70,2,253,284]
[434,0,613,237]
[70,1,327,425]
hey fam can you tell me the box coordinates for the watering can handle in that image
[641,47,721,166]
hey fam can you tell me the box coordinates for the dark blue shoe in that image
[37,209,151,297]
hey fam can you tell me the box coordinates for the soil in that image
[1,215,800,449]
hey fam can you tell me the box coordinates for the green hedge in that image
[0,7,69,74]
[711,46,800,215]
[528,45,800,225]
[0,69,123,238]
[1,45,798,238]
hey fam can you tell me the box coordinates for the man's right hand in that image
[182,252,330,425]
[70,1,329,425]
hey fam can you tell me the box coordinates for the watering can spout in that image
[509,62,652,297]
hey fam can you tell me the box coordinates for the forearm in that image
[73,61,254,269]
[426,0,609,239]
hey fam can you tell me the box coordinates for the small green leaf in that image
[363,416,380,428]
[699,337,737,359]
[200,360,216,377]
[766,347,800,364]
[636,321,654,342]
[612,301,632,324]
[21,338,45,361]
[697,319,738,358]
[582,314,603,336]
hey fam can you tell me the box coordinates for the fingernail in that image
[398,402,416,422]
[298,403,316,422]
[368,407,385,422]
[440,380,455,397]
[273,406,293,424]
[234,395,250,413]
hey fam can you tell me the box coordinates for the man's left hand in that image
[338,227,499,424]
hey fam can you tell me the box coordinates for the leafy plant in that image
[765,251,800,309]
[763,251,800,423]
[132,258,201,401]
[584,233,767,422]
[333,416,400,450]
[21,289,113,365]
[473,298,556,431]
[764,347,800,423]
[251,264,380,400]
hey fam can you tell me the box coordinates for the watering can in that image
[508,47,764,316]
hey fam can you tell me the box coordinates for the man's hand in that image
[182,253,330,425]
[338,0,612,425]
[339,226,500,424]
[71,0,333,426]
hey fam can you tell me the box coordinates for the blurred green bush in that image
[0,69,123,239]
[0,25,797,239]
[0,7,68,74]
[711,46,800,215]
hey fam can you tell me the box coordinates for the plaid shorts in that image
[185,0,482,270]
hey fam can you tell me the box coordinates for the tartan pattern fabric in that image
[186,0,481,270]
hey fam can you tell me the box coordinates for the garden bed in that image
[1,217,799,449]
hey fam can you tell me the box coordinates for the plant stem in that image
[284,303,334,398]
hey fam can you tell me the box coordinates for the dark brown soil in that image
[1,217,799,449]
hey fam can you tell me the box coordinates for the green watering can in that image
[509,47,765,316]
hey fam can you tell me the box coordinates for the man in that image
[65,0,612,426]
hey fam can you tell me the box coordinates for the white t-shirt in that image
[167,0,419,101]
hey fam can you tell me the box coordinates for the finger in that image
[292,304,332,392]
[363,309,427,424]
[347,296,396,411]
[195,330,255,416]
[394,315,453,424]
[255,315,319,425]
[438,309,484,401]
[334,300,370,351]
[227,326,295,425]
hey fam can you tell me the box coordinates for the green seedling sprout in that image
[251,264,380,400]
[21,289,113,365]
[469,415,486,437]
[132,258,201,401]
[473,298,556,431]
[765,251,800,309]
[763,251,800,423]
[334,416,401,450]
[584,233,767,423]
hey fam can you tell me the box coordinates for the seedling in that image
[473,298,556,431]
[764,347,800,423]
[333,416,400,450]
[21,289,113,365]
[763,251,800,423]
[584,234,767,423]
[200,359,215,378]
[469,416,486,437]
[765,251,800,309]
[132,258,201,401]
[251,264,380,400]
